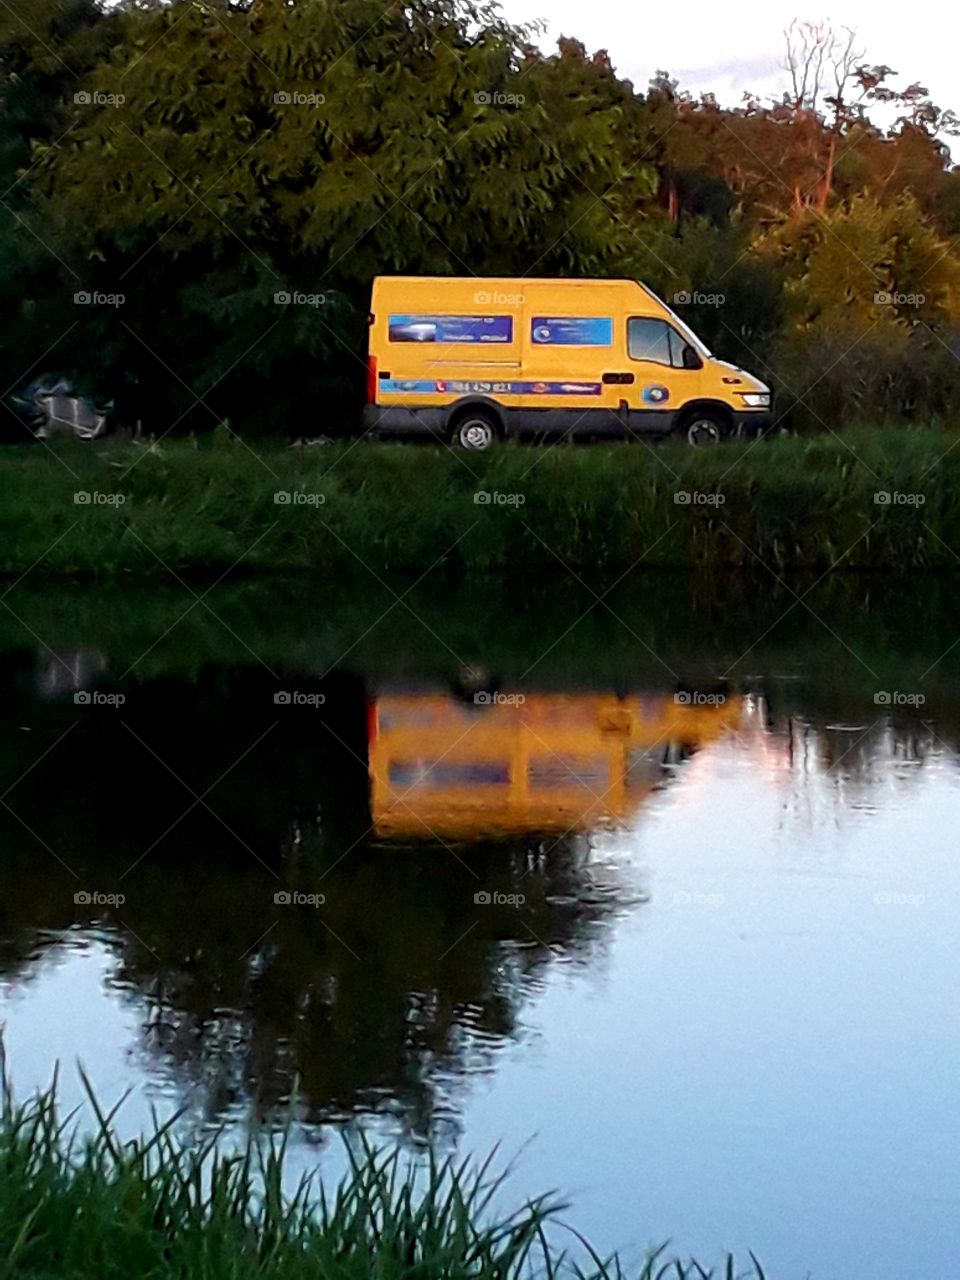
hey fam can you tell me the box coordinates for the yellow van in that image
[363,277,771,449]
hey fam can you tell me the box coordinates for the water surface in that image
[0,573,957,1278]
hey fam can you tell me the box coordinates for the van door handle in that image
[602,372,635,385]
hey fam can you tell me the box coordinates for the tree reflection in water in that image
[0,644,954,1144]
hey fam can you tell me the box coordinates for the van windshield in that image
[638,285,712,358]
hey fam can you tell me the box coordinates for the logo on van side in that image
[642,384,670,404]
[388,315,513,344]
[531,317,613,346]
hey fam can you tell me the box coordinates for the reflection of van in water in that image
[368,691,742,840]
[363,277,771,450]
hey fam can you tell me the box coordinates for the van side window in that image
[628,317,686,367]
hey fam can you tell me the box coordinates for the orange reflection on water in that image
[369,690,742,840]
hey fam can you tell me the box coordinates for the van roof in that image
[372,276,646,286]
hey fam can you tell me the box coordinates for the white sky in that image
[503,0,958,126]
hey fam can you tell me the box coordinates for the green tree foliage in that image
[756,196,960,425]
[6,0,640,431]
[0,0,122,435]
[0,0,958,435]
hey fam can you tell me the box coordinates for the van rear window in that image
[531,317,613,346]
[388,315,513,344]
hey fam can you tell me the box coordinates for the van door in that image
[519,297,629,436]
[624,316,701,435]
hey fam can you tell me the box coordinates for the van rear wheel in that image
[452,410,499,451]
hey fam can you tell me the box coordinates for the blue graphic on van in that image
[531,317,613,346]
[379,380,439,394]
[388,315,513,344]
[379,379,602,396]
[642,384,670,404]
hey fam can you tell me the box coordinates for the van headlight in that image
[737,392,770,408]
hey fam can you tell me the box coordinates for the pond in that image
[0,572,957,1278]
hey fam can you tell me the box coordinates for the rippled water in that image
[0,574,957,1278]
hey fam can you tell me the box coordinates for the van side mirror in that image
[682,346,702,370]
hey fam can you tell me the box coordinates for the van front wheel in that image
[677,410,728,446]
[452,411,499,451]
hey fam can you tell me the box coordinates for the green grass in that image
[1,428,958,577]
[0,1065,766,1280]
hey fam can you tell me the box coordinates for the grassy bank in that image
[0,1075,764,1280]
[1,430,959,577]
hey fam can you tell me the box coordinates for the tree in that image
[15,0,639,430]
[2,0,960,435]
[0,0,122,425]
[756,195,960,426]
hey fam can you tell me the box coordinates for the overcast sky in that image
[502,0,957,125]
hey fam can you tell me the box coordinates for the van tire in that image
[451,409,499,451]
[676,408,729,447]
